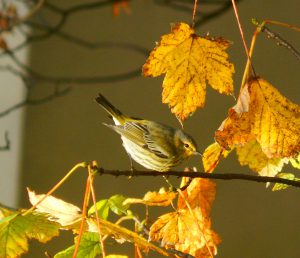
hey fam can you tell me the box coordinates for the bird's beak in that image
[193,151,202,157]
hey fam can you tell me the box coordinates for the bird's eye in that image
[184,143,190,148]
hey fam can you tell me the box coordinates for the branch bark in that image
[96,168,300,188]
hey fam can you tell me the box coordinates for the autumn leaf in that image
[202,142,230,172]
[143,22,234,121]
[149,209,220,257]
[177,178,216,218]
[124,187,177,207]
[236,139,289,177]
[0,211,59,258]
[86,218,170,257]
[28,188,81,226]
[216,77,300,159]
[149,178,220,257]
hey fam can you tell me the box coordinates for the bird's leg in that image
[125,151,136,176]
[163,176,177,192]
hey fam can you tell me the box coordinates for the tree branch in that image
[260,25,300,61]
[96,168,300,188]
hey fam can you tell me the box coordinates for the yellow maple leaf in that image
[250,78,300,158]
[143,22,234,121]
[149,209,220,257]
[123,188,177,207]
[216,77,300,159]
[236,139,289,177]
[177,178,216,218]
[202,142,230,172]
[149,178,220,257]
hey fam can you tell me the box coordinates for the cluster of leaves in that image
[143,21,299,189]
[0,1,299,257]
[0,179,219,257]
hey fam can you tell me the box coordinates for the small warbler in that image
[95,94,201,172]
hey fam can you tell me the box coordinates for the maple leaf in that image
[236,139,289,177]
[149,209,220,257]
[177,178,216,218]
[55,232,102,258]
[0,211,59,258]
[28,188,81,226]
[143,22,234,121]
[88,195,130,219]
[123,187,177,207]
[149,178,220,257]
[216,77,300,159]
[202,142,230,172]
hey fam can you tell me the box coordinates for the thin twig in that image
[14,0,45,25]
[231,0,255,78]
[96,168,300,188]
[260,25,300,61]
[88,164,106,257]
[0,85,71,118]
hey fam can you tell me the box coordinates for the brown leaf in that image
[123,188,177,207]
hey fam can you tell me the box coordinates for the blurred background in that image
[0,0,299,257]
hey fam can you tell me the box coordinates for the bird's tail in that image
[95,94,127,125]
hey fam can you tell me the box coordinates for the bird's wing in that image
[104,121,170,159]
[142,122,176,159]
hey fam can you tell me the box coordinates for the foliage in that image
[0,0,299,257]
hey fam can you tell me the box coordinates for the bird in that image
[95,93,201,172]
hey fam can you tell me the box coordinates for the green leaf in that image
[55,232,101,258]
[272,173,300,191]
[108,195,129,216]
[0,211,60,258]
[88,200,110,219]
[88,195,129,219]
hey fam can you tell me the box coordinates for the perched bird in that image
[95,94,201,172]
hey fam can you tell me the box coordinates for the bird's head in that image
[175,130,201,158]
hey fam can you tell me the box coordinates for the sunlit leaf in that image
[86,218,170,257]
[236,140,289,177]
[88,195,129,218]
[88,199,110,219]
[27,188,81,226]
[177,178,216,218]
[202,142,230,172]
[54,232,101,258]
[272,173,299,191]
[0,211,59,258]
[143,22,234,121]
[124,188,177,207]
[149,208,220,257]
[216,77,300,159]
[106,255,129,258]
[290,154,300,169]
